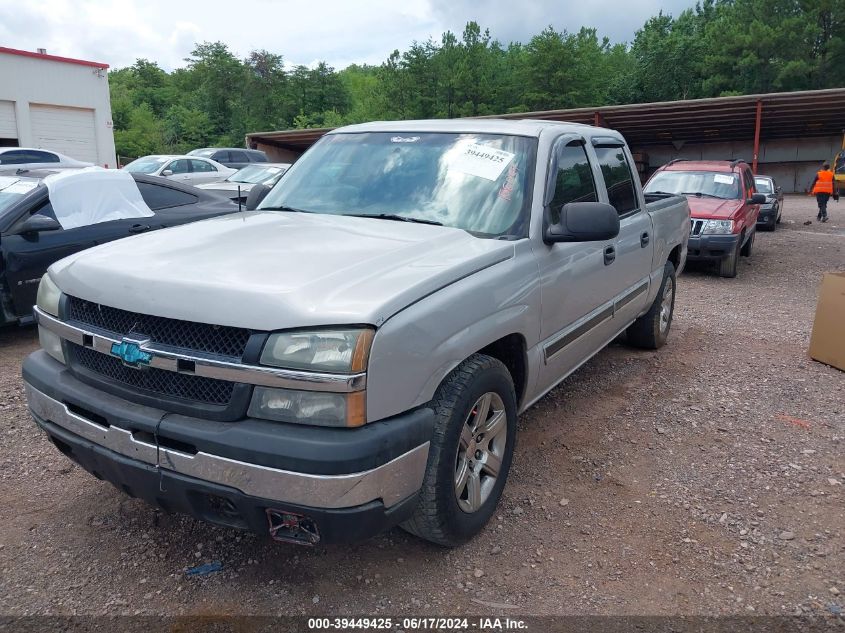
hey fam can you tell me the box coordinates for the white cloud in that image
[0,0,696,71]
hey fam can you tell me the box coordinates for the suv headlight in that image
[251,328,374,427]
[36,274,65,364]
[701,219,734,235]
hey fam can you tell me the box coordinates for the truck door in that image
[591,141,654,325]
[534,138,631,395]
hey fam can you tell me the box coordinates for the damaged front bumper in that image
[23,351,432,544]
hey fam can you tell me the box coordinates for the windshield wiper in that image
[682,191,721,199]
[346,213,443,226]
[260,205,313,213]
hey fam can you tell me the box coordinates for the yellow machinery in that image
[834,131,845,193]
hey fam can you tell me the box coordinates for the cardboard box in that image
[809,272,845,372]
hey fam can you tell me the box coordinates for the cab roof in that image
[332,118,619,140]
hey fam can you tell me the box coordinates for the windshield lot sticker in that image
[498,163,519,201]
[391,136,420,143]
[714,174,736,185]
[451,144,515,181]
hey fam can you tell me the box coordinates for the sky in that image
[0,0,696,71]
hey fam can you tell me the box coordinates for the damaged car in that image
[0,169,238,326]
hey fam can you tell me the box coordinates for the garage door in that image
[0,100,16,139]
[30,105,98,163]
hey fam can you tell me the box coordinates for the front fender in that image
[365,242,541,423]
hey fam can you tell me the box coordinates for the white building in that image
[0,46,116,168]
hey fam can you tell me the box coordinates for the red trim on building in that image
[0,46,109,69]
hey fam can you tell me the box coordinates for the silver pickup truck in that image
[23,120,689,547]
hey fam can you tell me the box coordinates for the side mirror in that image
[17,214,61,235]
[544,202,620,244]
[748,193,766,205]
[245,184,271,211]
[161,169,173,177]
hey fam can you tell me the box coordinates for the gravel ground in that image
[0,194,842,617]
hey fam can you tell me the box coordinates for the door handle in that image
[129,224,151,233]
[640,231,650,247]
[604,245,616,266]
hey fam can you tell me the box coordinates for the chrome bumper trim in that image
[26,383,427,509]
[34,307,366,393]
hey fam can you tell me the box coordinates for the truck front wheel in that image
[402,354,517,546]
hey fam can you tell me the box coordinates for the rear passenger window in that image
[190,159,216,173]
[0,150,59,164]
[136,182,198,210]
[228,151,249,163]
[594,146,638,215]
[550,144,597,224]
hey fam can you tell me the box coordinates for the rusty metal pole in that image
[752,99,762,174]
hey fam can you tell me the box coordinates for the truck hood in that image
[49,211,515,331]
[687,196,743,219]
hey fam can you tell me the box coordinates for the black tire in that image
[740,229,754,257]
[626,260,676,350]
[719,237,740,278]
[401,354,517,547]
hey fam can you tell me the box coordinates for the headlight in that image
[36,273,61,317]
[260,328,374,373]
[248,387,366,427]
[701,220,734,235]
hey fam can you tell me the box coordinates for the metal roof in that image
[0,46,109,69]
[247,88,845,152]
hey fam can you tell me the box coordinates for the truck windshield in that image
[645,170,740,200]
[258,132,536,238]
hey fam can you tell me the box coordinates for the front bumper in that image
[756,205,777,225]
[686,232,740,261]
[23,351,433,543]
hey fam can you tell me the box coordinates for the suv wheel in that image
[740,229,754,257]
[402,354,517,546]
[719,238,741,278]
[627,260,676,349]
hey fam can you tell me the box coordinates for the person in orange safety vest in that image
[809,162,835,222]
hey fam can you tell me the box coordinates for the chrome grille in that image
[690,219,704,236]
[67,296,250,359]
[71,344,235,405]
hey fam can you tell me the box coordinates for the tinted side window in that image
[213,151,228,162]
[0,150,29,164]
[248,151,267,162]
[228,151,249,163]
[594,146,638,215]
[136,182,198,210]
[167,159,190,174]
[191,159,216,172]
[550,144,597,223]
[744,168,755,197]
[31,150,60,163]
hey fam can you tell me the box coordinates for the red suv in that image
[644,160,765,278]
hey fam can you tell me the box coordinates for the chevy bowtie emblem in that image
[110,339,153,367]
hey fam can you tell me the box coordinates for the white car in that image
[0,148,93,171]
[196,163,291,200]
[122,155,236,185]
